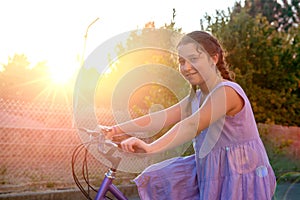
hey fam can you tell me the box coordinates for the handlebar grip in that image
[79,127,101,137]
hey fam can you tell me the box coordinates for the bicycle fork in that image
[94,168,128,200]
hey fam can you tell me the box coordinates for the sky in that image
[0,0,238,80]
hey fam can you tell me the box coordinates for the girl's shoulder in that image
[220,80,242,89]
[219,81,247,99]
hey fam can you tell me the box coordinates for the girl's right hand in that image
[120,137,150,153]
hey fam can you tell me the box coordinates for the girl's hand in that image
[97,125,116,139]
[120,137,150,153]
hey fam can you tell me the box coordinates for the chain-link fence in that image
[1,98,299,195]
[0,98,140,194]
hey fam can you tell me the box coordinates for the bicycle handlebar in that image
[79,127,121,146]
[79,126,146,155]
[78,127,99,136]
[78,127,122,169]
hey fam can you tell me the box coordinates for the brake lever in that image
[78,127,100,137]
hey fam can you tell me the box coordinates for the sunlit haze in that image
[0,0,238,84]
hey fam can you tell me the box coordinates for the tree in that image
[245,0,300,31]
[204,3,300,125]
[95,9,189,118]
[0,54,73,104]
[0,54,49,100]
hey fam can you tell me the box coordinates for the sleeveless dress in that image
[134,81,276,200]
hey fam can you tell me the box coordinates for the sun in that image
[48,60,79,85]
[50,67,72,84]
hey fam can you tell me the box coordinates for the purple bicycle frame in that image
[94,169,128,200]
[78,128,130,200]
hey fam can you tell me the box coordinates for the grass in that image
[259,124,300,183]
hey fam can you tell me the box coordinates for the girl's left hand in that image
[120,137,150,153]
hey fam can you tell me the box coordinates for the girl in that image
[101,31,276,200]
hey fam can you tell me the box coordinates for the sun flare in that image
[48,61,79,85]
[50,67,72,84]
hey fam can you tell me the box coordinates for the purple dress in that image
[134,81,276,200]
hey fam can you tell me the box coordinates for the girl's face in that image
[178,43,216,86]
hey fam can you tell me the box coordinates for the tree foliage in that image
[245,0,300,31]
[0,54,72,104]
[0,54,48,100]
[204,1,300,125]
[104,9,188,117]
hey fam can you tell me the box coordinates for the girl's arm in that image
[101,95,190,138]
[121,86,244,153]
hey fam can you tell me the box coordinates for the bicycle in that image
[72,127,139,200]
